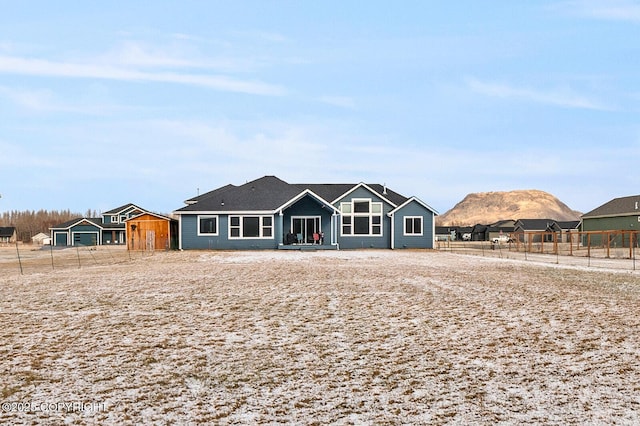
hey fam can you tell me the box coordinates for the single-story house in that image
[173,175,438,250]
[50,203,149,247]
[435,226,459,241]
[31,232,52,245]
[0,226,17,244]
[513,219,562,243]
[581,195,640,246]
[486,220,515,242]
[470,224,488,241]
[125,212,178,250]
[556,220,580,243]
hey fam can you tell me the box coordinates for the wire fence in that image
[436,230,640,272]
[0,243,161,276]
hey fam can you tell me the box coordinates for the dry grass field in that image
[1,248,639,424]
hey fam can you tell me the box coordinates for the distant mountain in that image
[436,190,581,226]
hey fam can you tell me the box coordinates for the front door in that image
[292,216,321,244]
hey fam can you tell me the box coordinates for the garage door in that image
[73,232,98,246]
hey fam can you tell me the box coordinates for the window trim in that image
[404,216,423,236]
[197,215,219,236]
[340,198,384,237]
[228,215,274,239]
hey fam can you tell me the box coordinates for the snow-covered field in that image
[1,249,639,424]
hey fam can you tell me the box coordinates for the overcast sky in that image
[1,1,639,215]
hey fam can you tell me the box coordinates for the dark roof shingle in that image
[175,176,410,213]
[582,195,640,218]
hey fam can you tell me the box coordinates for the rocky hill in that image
[437,190,581,226]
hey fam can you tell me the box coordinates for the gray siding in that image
[393,201,435,249]
[283,195,334,239]
[334,187,393,249]
[181,214,281,249]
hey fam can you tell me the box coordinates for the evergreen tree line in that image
[0,209,100,242]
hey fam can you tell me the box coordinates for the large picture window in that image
[229,215,273,239]
[340,199,383,236]
[404,216,423,236]
[198,215,218,235]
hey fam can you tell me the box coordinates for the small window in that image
[262,217,273,237]
[404,217,423,236]
[198,216,218,235]
[243,217,260,238]
[354,217,370,234]
[354,201,370,213]
[341,203,352,213]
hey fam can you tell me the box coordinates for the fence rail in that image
[0,243,156,276]
[436,230,640,271]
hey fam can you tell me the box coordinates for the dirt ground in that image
[1,248,639,424]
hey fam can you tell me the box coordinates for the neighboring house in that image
[513,219,562,243]
[435,226,459,241]
[31,232,51,245]
[556,220,580,243]
[50,203,149,247]
[125,212,178,250]
[581,195,640,246]
[0,227,17,244]
[470,224,488,241]
[486,220,515,242]
[173,175,438,250]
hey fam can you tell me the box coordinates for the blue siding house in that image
[50,203,148,247]
[174,176,438,250]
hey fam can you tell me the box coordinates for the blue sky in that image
[1,1,639,216]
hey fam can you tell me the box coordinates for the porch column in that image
[332,212,338,245]
[278,211,284,245]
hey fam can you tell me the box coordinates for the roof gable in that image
[389,196,439,216]
[582,195,640,218]
[514,219,560,231]
[174,176,415,214]
[330,182,403,208]
[125,212,175,222]
[51,218,103,230]
[103,203,145,215]
[175,176,300,213]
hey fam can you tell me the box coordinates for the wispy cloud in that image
[553,0,640,22]
[0,85,133,115]
[318,95,356,109]
[0,55,286,96]
[466,77,612,110]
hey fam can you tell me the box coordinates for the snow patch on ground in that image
[1,250,639,424]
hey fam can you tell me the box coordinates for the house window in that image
[198,215,218,235]
[404,217,423,236]
[229,215,274,239]
[341,199,383,236]
[111,215,118,223]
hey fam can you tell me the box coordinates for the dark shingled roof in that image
[175,176,410,213]
[50,218,103,230]
[515,219,561,231]
[582,195,640,218]
[0,227,16,237]
[556,220,580,230]
[103,203,145,215]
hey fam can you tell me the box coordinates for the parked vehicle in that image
[492,235,513,244]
